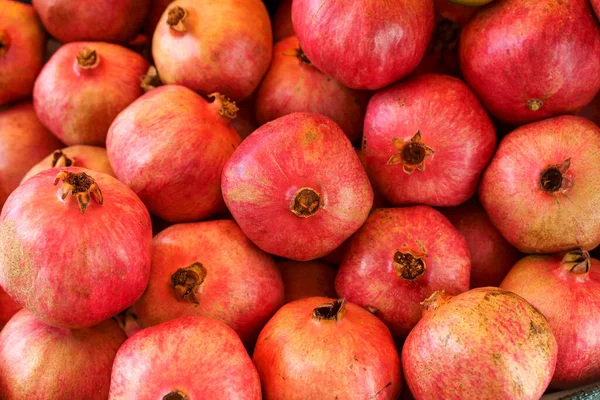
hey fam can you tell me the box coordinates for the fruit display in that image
[1,0,600,398]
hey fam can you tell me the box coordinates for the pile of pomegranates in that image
[1,0,600,398]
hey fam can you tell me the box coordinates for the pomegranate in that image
[500,250,600,389]
[278,261,336,303]
[253,297,402,399]
[221,112,373,261]
[0,102,62,209]
[134,220,284,346]
[21,145,114,183]
[442,198,520,288]
[152,0,272,101]
[292,0,434,90]
[402,288,557,399]
[459,0,600,124]
[0,1,45,107]
[0,167,152,328]
[255,36,369,143]
[32,0,149,43]
[273,0,294,42]
[109,316,261,399]
[33,42,149,146]
[107,85,241,222]
[479,116,600,253]
[335,206,471,337]
[0,288,20,330]
[362,74,496,206]
[0,309,126,399]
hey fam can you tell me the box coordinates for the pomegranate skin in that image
[222,112,373,261]
[402,288,557,400]
[21,145,114,183]
[459,0,600,124]
[336,207,471,337]
[0,309,126,399]
[292,0,434,90]
[152,0,272,101]
[278,261,337,303]
[135,220,284,347]
[109,316,262,399]
[593,0,600,20]
[363,74,496,206]
[479,116,600,253]
[442,199,520,288]
[255,36,369,143]
[0,1,46,107]
[273,0,294,42]
[107,85,241,222]
[0,167,152,329]
[0,102,63,209]
[500,251,600,389]
[253,297,402,399]
[32,0,149,43]
[0,288,20,330]
[33,41,150,146]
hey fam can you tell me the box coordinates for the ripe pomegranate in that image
[0,1,45,107]
[292,0,434,90]
[0,167,152,328]
[0,288,20,330]
[107,85,241,222]
[460,0,600,124]
[253,297,402,399]
[109,316,261,399]
[34,42,149,146]
[21,145,114,183]
[134,220,284,346]
[152,0,272,101]
[442,199,520,288]
[255,36,369,143]
[222,112,373,261]
[0,102,62,209]
[273,0,294,42]
[363,74,496,206]
[0,309,126,399]
[336,206,471,337]
[479,116,600,253]
[500,250,600,389]
[32,0,149,43]
[402,288,557,399]
[278,261,336,303]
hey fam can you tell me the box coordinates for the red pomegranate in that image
[442,199,520,288]
[152,0,272,101]
[32,0,149,43]
[222,112,373,261]
[253,297,402,399]
[0,289,20,330]
[460,0,600,124]
[402,288,557,399]
[0,102,63,209]
[0,1,45,107]
[107,85,241,222]
[134,220,284,346]
[34,42,149,146]
[479,116,600,253]
[255,36,369,143]
[273,0,294,42]
[0,167,152,328]
[109,316,261,399]
[336,206,471,337]
[0,309,126,399]
[292,0,434,90]
[21,145,114,183]
[363,74,496,206]
[278,261,336,303]
[500,250,600,389]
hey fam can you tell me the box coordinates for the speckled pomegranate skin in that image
[135,220,284,347]
[402,288,557,400]
[253,297,402,400]
[278,260,336,303]
[335,206,471,337]
[460,0,600,124]
[109,316,262,399]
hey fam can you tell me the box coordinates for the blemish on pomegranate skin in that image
[393,250,426,281]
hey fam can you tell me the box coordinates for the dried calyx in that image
[208,92,239,119]
[54,171,103,214]
[76,48,100,69]
[527,98,543,112]
[539,158,572,194]
[0,30,11,57]
[420,290,451,312]
[313,299,346,321]
[140,66,162,93]
[393,250,426,281]
[167,6,187,32]
[562,249,591,274]
[51,150,73,168]
[290,187,322,218]
[171,262,207,304]
[163,391,189,400]
[387,131,435,174]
